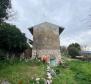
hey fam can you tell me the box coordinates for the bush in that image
[68,47,80,58]
[0,23,28,59]
[67,43,81,58]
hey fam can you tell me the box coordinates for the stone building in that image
[29,22,64,65]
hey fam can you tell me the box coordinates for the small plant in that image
[55,69,60,74]
[39,78,45,84]
[18,80,23,84]
[30,79,36,84]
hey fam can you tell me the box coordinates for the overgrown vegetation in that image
[0,0,28,60]
[0,59,46,84]
[0,59,91,84]
[53,60,91,84]
[0,23,28,60]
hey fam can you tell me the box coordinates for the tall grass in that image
[0,59,91,84]
[53,60,91,84]
[0,59,46,84]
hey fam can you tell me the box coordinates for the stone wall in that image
[32,49,61,64]
[30,22,63,63]
[33,22,60,50]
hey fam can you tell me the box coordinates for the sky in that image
[7,0,91,50]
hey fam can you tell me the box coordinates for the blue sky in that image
[7,0,91,50]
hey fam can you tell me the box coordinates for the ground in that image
[0,58,91,84]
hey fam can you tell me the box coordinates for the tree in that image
[60,46,68,57]
[67,43,81,58]
[0,22,28,59]
[0,0,11,22]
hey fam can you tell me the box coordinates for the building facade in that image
[29,22,64,65]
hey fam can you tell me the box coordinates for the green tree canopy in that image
[0,0,11,22]
[67,43,81,58]
[0,23,28,55]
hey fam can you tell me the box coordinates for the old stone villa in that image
[29,22,64,66]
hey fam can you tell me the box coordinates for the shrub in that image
[67,43,81,58]
[0,23,28,59]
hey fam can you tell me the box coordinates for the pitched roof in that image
[28,22,64,35]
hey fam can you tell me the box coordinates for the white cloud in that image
[6,0,91,50]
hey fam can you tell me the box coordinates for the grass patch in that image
[0,59,91,84]
[0,59,46,84]
[53,60,91,84]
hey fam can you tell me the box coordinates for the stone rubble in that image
[1,80,10,84]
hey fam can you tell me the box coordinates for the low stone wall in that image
[76,56,91,61]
